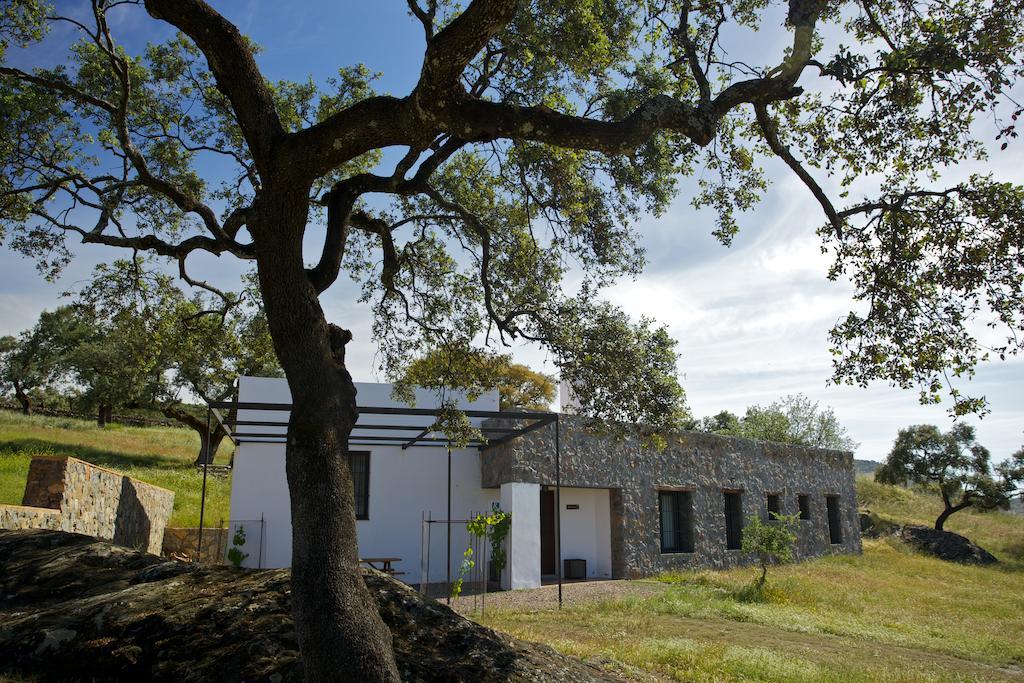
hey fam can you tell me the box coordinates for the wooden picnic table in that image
[360,557,404,576]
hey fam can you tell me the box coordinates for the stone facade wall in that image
[0,456,174,555]
[0,505,61,531]
[20,457,67,509]
[162,526,228,564]
[482,416,861,578]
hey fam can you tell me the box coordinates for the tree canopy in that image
[876,424,1024,530]
[69,258,281,453]
[3,0,1024,678]
[0,258,280,457]
[396,344,556,411]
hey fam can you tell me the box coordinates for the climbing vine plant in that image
[451,504,511,601]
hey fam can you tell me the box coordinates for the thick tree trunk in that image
[934,503,968,531]
[97,404,112,428]
[12,381,32,415]
[935,490,972,531]
[251,191,400,682]
[161,404,226,465]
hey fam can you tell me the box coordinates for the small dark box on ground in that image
[563,558,586,580]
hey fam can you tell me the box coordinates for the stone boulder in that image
[896,525,998,565]
[0,530,621,682]
[858,511,900,538]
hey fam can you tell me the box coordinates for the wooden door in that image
[540,489,556,575]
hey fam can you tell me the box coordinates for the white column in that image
[500,482,541,590]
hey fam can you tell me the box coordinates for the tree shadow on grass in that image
[0,438,187,472]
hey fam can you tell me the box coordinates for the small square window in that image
[766,493,781,520]
[797,494,811,521]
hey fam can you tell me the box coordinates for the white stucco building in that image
[226,376,612,590]
[224,375,861,591]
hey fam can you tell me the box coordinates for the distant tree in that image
[65,309,170,427]
[876,425,1024,531]
[494,361,556,412]
[73,260,281,459]
[695,410,741,434]
[0,307,88,414]
[163,296,282,464]
[398,345,555,411]
[699,394,857,451]
[737,403,795,444]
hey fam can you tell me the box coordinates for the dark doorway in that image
[540,489,556,575]
[724,490,743,550]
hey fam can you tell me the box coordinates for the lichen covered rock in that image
[0,530,620,682]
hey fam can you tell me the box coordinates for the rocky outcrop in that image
[897,525,998,565]
[858,511,900,538]
[858,514,998,565]
[0,530,620,682]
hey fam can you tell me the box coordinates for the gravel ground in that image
[451,579,668,614]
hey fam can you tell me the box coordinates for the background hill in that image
[854,459,882,475]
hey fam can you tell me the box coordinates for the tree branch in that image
[308,186,357,294]
[673,2,711,102]
[143,0,284,167]
[413,0,517,111]
[754,102,844,238]
[0,66,116,113]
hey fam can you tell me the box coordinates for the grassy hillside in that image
[0,410,232,527]
[477,478,1024,682]
[857,475,1024,561]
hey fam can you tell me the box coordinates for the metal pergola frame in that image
[198,400,565,607]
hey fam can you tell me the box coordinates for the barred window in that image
[349,451,370,520]
[658,490,694,553]
[724,491,743,550]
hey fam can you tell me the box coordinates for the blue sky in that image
[1,1,1021,461]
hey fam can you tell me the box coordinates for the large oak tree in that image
[2,0,1023,679]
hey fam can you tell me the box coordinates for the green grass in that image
[0,410,232,527]
[477,478,1024,682]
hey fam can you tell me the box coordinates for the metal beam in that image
[209,400,554,421]
[481,414,557,448]
[401,426,434,450]
[209,406,236,446]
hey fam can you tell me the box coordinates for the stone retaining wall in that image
[162,526,228,563]
[0,505,61,531]
[0,456,174,554]
[483,416,861,577]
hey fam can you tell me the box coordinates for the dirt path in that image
[458,580,1024,682]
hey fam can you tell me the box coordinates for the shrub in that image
[741,512,799,589]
